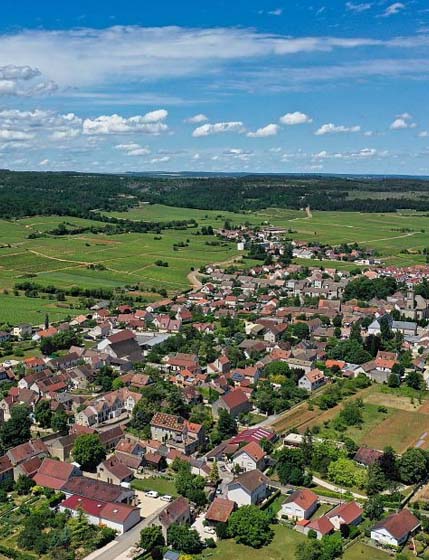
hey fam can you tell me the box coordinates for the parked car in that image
[161,494,173,502]
[145,490,159,498]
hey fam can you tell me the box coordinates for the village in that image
[2,242,429,560]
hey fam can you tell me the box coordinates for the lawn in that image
[131,476,177,496]
[343,542,390,560]
[196,525,306,560]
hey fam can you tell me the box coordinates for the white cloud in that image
[419,131,429,137]
[247,123,279,137]
[280,111,313,125]
[345,2,372,12]
[0,65,57,96]
[150,156,171,164]
[390,113,416,129]
[268,8,283,16]
[382,2,406,17]
[115,142,151,156]
[0,26,412,91]
[313,147,386,160]
[185,114,208,124]
[83,110,168,135]
[192,121,245,137]
[0,129,35,140]
[315,123,361,135]
[39,159,49,166]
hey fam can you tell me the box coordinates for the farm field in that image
[1,204,429,304]
[0,293,83,325]
[304,384,429,454]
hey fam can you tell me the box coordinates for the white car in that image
[145,490,159,498]
[160,494,173,502]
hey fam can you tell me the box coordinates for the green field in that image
[1,204,429,308]
[343,543,390,560]
[197,525,306,560]
[0,293,82,325]
[131,476,177,496]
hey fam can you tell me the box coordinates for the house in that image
[59,495,140,534]
[155,496,191,540]
[75,388,141,427]
[62,476,135,505]
[13,324,32,339]
[97,457,133,485]
[205,497,236,525]
[212,388,251,419]
[0,455,13,483]
[97,330,143,362]
[298,369,326,392]
[304,516,335,539]
[7,439,48,468]
[33,458,80,490]
[354,447,383,467]
[150,412,205,454]
[227,469,270,507]
[371,509,420,547]
[326,501,363,530]
[232,442,266,472]
[281,489,318,520]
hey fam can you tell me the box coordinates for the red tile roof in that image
[234,441,266,463]
[307,516,334,535]
[221,388,249,410]
[326,501,363,525]
[61,495,139,524]
[286,489,318,511]
[205,498,235,523]
[373,509,420,540]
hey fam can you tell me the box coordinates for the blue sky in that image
[0,0,428,174]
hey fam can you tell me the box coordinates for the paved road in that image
[83,503,166,560]
[312,475,367,501]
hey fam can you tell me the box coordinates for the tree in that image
[72,433,106,471]
[387,373,401,388]
[328,457,367,489]
[174,460,207,506]
[15,474,35,495]
[398,448,427,484]
[339,400,363,426]
[35,399,53,428]
[296,540,323,560]
[0,404,32,450]
[364,495,384,520]
[51,410,68,433]
[367,463,387,495]
[208,461,220,485]
[217,409,237,439]
[111,377,124,391]
[379,447,398,481]
[167,524,203,554]
[228,505,274,548]
[406,371,424,391]
[140,525,164,558]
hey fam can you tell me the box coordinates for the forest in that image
[1,169,429,219]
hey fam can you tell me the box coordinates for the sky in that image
[0,0,428,174]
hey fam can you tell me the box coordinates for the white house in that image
[227,469,269,507]
[281,489,318,520]
[371,509,419,547]
[298,369,326,392]
[59,495,140,534]
[232,442,266,473]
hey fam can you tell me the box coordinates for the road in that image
[83,503,166,560]
[312,475,367,501]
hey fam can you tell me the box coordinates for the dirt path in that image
[187,270,202,289]
[356,231,417,243]
[305,206,313,218]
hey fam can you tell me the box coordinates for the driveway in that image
[192,513,217,542]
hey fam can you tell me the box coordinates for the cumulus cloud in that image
[280,111,313,125]
[390,112,416,129]
[313,147,386,160]
[83,110,168,135]
[315,123,361,135]
[0,65,57,97]
[268,8,283,16]
[419,131,429,137]
[185,114,209,124]
[0,129,34,140]
[247,123,279,138]
[39,159,49,166]
[345,2,372,12]
[150,155,171,164]
[192,121,245,137]
[382,2,406,17]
